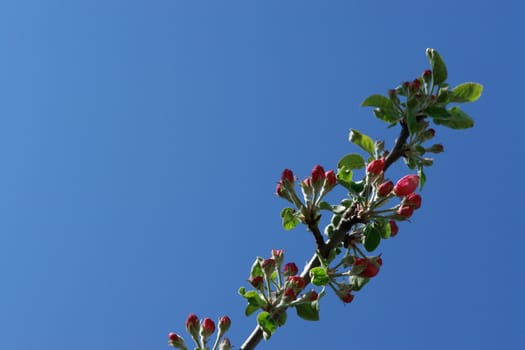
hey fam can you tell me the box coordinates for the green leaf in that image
[310,267,330,286]
[406,109,418,135]
[373,108,400,123]
[257,312,277,338]
[338,153,365,170]
[276,311,287,327]
[243,290,265,307]
[361,94,394,109]
[424,106,450,119]
[350,275,370,291]
[349,129,375,156]
[318,201,332,211]
[295,301,320,321]
[245,303,259,316]
[280,208,299,230]
[450,82,483,103]
[362,224,381,252]
[418,165,426,190]
[426,48,447,84]
[250,258,263,278]
[434,106,474,129]
[374,219,390,239]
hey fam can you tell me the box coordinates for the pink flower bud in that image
[394,174,419,196]
[325,170,337,187]
[341,292,354,303]
[262,258,276,276]
[284,287,297,301]
[249,275,263,289]
[276,182,284,196]
[311,165,326,183]
[168,333,180,342]
[185,314,200,338]
[405,193,422,209]
[283,262,298,277]
[366,159,385,175]
[304,290,318,301]
[389,220,399,237]
[423,69,432,78]
[354,257,380,278]
[286,275,306,290]
[271,249,284,266]
[377,180,394,197]
[397,205,414,218]
[218,316,231,334]
[201,317,215,337]
[281,169,294,184]
[168,332,187,349]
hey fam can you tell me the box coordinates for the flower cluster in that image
[168,314,232,350]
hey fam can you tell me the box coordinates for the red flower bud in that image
[185,313,200,338]
[354,257,380,278]
[168,332,180,342]
[366,159,385,175]
[262,258,276,275]
[397,205,414,218]
[427,143,444,153]
[311,165,326,183]
[249,275,263,289]
[304,290,318,301]
[389,220,399,237]
[218,316,231,334]
[283,262,299,277]
[405,193,422,209]
[281,169,294,184]
[325,170,337,187]
[284,287,297,301]
[201,317,215,336]
[286,275,306,290]
[341,293,354,303]
[394,174,419,196]
[376,257,383,266]
[411,78,421,90]
[377,181,394,197]
[276,182,284,196]
[423,69,432,78]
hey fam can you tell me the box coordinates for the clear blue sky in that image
[1,1,523,349]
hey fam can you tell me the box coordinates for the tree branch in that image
[240,122,410,350]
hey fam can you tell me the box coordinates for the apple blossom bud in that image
[394,174,419,196]
[249,275,264,289]
[341,292,354,303]
[168,332,187,350]
[397,205,414,218]
[219,338,233,350]
[311,165,326,182]
[200,317,215,338]
[324,170,337,190]
[420,128,436,142]
[426,143,444,153]
[354,257,380,278]
[281,169,294,184]
[185,314,200,339]
[422,69,432,83]
[303,290,319,301]
[411,78,421,91]
[262,258,276,276]
[286,275,306,290]
[366,159,385,175]
[283,262,299,277]
[218,316,231,334]
[405,193,422,209]
[284,287,297,301]
[271,249,284,268]
[389,220,399,237]
[377,180,394,197]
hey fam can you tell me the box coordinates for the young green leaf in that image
[245,303,259,316]
[434,106,474,129]
[338,153,365,170]
[280,208,299,230]
[426,48,448,84]
[406,109,418,135]
[310,267,330,286]
[349,129,375,156]
[424,106,450,119]
[257,312,277,339]
[362,224,381,252]
[295,301,320,321]
[450,82,483,103]
[361,94,394,109]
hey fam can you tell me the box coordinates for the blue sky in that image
[1,1,523,349]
